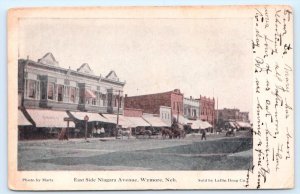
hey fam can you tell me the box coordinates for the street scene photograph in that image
[17,17,253,171]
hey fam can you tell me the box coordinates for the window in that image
[85,90,97,105]
[41,81,47,100]
[101,94,107,106]
[47,83,55,100]
[114,95,118,107]
[70,87,76,103]
[65,86,69,98]
[92,98,97,105]
[119,96,122,107]
[107,93,112,107]
[27,80,36,99]
[57,85,63,102]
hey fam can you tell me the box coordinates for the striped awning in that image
[236,121,252,128]
[69,111,109,123]
[142,115,168,127]
[85,89,96,98]
[18,110,32,126]
[126,117,150,127]
[173,115,191,125]
[102,114,133,128]
[26,109,75,128]
[190,120,212,129]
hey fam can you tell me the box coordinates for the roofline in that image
[126,90,183,98]
[19,59,126,86]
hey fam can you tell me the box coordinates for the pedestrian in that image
[100,127,105,137]
[201,128,206,140]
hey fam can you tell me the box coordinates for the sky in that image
[19,18,253,121]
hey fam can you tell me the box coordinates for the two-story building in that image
[18,53,126,139]
[198,95,215,129]
[183,96,200,120]
[124,89,184,118]
[18,53,125,113]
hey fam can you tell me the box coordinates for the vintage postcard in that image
[8,6,294,190]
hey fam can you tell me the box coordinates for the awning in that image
[202,121,212,129]
[236,121,252,128]
[126,117,150,127]
[69,111,109,123]
[229,122,237,128]
[18,110,32,126]
[190,120,212,129]
[26,109,75,128]
[102,114,133,128]
[142,115,168,127]
[173,115,191,125]
[85,89,96,98]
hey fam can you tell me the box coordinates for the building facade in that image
[198,95,215,127]
[183,96,200,120]
[124,89,184,117]
[18,53,125,114]
[159,106,172,126]
[123,108,143,117]
[216,108,250,127]
[239,112,250,122]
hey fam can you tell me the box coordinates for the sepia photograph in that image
[16,14,253,171]
[8,6,294,190]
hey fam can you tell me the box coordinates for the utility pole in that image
[216,97,219,130]
[116,90,121,139]
[177,102,180,123]
[84,115,89,141]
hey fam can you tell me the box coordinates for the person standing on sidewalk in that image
[201,128,206,140]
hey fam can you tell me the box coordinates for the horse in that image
[135,127,152,139]
[140,127,152,138]
[58,128,69,140]
[161,128,173,139]
[118,128,131,139]
[171,123,186,139]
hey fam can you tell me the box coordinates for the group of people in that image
[92,126,106,137]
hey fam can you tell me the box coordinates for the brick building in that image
[198,95,215,127]
[123,108,143,117]
[239,112,250,122]
[124,89,183,118]
[216,108,250,125]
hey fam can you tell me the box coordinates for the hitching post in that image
[84,115,89,141]
[116,90,120,139]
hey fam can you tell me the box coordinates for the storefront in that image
[20,109,75,139]
[68,111,115,137]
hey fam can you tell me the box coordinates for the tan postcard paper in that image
[7,6,294,190]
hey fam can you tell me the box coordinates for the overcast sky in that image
[19,18,253,121]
